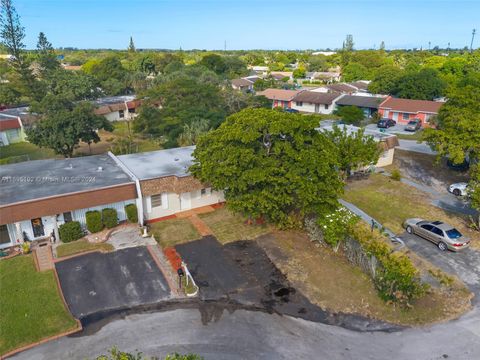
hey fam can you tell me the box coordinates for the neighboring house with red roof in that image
[0,107,28,146]
[256,89,301,109]
[378,96,444,127]
[93,95,142,121]
[291,91,343,114]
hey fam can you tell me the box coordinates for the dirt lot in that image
[175,235,395,331]
[258,231,472,326]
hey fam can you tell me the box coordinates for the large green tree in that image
[392,68,446,100]
[335,106,364,125]
[36,31,59,74]
[191,108,344,227]
[27,95,113,157]
[368,65,404,94]
[322,125,380,176]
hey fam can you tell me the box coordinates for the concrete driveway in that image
[55,247,171,318]
[400,232,480,304]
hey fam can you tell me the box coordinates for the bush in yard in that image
[124,203,138,223]
[102,208,118,229]
[59,221,83,243]
[86,210,103,233]
[315,206,360,251]
[351,225,427,305]
[390,169,401,181]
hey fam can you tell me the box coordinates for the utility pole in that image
[428,41,431,50]
[224,40,227,52]
[471,29,476,53]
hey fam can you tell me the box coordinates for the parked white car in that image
[448,182,468,196]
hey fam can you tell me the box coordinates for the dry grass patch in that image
[259,230,472,326]
[150,218,201,248]
[343,174,479,249]
[56,239,114,258]
[199,207,271,244]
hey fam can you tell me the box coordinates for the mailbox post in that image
[177,268,184,289]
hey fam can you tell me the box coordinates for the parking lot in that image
[55,247,171,318]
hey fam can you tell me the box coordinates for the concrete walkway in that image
[34,244,54,271]
[188,214,213,236]
[106,225,156,250]
[397,139,437,155]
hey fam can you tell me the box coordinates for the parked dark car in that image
[284,108,299,113]
[377,118,396,128]
[405,119,422,132]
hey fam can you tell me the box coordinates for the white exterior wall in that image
[143,189,225,221]
[0,131,9,146]
[0,199,135,248]
[376,148,395,167]
[291,102,334,114]
[103,109,137,122]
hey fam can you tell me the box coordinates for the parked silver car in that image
[405,119,422,132]
[448,182,469,196]
[404,218,470,251]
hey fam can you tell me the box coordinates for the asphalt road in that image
[11,307,480,360]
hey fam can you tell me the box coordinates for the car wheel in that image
[406,225,413,234]
[453,189,461,196]
[438,241,448,251]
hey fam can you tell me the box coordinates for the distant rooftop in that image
[117,146,195,180]
[0,107,29,121]
[0,154,133,205]
[93,95,136,107]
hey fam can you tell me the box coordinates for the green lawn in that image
[150,218,201,248]
[343,174,479,248]
[0,142,56,164]
[199,207,271,244]
[56,239,114,258]
[0,255,77,355]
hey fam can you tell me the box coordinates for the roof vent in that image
[97,166,103,172]
[174,158,179,161]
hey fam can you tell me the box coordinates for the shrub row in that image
[85,204,138,233]
[350,224,427,304]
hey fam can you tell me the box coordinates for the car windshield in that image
[446,228,462,239]
[408,121,417,125]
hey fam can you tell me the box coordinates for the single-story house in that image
[0,107,30,146]
[348,81,370,92]
[0,154,137,249]
[116,146,224,224]
[291,91,343,114]
[325,83,359,94]
[231,78,254,92]
[93,95,141,122]
[305,71,341,83]
[318,120,399,167]
[335,95,386,118]
[256,89,301,109]
[249,66,269,76]
[378,96,444,127]
[270,72,293,81]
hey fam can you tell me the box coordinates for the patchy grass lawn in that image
[150,218,201,248]
[0,142,57,164]
[259,230,472,326]
[0,255,77,355]
[75,121,161,156]
[343,174,479,249]
[199,207,271,244]
[56,239,114,258]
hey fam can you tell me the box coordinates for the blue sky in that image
[15,0,479,50]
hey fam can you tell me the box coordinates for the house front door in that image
[180,192,192,211]
[31,218,45,238]
[315,104,320,113]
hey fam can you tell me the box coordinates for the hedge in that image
[86,210,103,233]
[102,208,118,229]
[125,203,138,223]
[59,221,83,243]
[350,224,427,304]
